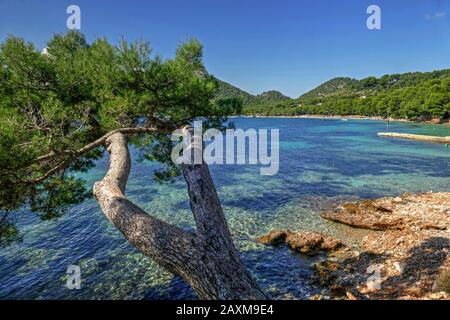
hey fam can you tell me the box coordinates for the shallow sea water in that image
[1,118,449,299]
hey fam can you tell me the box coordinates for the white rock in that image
[393,261,405,274]
[432,281,439,292]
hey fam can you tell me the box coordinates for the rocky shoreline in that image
[258,192,450,300]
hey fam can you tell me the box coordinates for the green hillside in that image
[219,68,450,121]
[216,80,292,114]
[298,77,358,101]
[216,79,254,104]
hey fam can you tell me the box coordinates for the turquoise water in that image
[1,118,449,299]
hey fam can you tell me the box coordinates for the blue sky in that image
[1,0,449,97]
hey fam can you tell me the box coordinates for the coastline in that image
[239,114,450,126]
[251,117,450,299]
[259,192,450,300]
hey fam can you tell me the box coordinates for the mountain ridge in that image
[216,68,450,120]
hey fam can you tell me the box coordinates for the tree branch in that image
[37,127,161,163]
[180,127,235,250]
[16,127,173,186]
[0,210,10,226]
[92,131,266,299]
[93,133,198,274]
[29,160,69,184]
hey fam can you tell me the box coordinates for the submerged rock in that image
[257,230,287,246]
[285,231,343,256]
[257,230,344,256]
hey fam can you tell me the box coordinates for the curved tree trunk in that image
[93,132,266,299]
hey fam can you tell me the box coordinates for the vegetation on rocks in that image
[435,268,450,293]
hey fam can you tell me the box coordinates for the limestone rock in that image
[257,230,344,256]
[321,192,450,231]
[256,230,287,245]
[316,192,450,300]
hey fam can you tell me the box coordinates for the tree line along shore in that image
[217,69,450,123]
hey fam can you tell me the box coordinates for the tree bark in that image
[93,132,266,300]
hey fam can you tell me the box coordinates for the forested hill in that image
[216,80,254,104]
[297,77,358,101]
[218,68,450,121]
[216,80,291,110]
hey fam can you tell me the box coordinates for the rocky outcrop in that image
[321,192,450,231]
[315,192,450,300]
[257,230,288,246]
[378,132,450,144]
[285,232,343,255]
[258,230,344,256]
[259,192,450,299]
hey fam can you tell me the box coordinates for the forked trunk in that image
[93,131,266,299]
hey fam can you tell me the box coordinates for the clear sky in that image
[1,0,449,97]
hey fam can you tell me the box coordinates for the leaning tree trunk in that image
[93,131,266,299]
